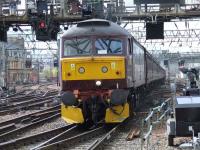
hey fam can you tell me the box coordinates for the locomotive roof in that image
[62,19,131,38]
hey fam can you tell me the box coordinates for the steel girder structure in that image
[126,21,200,51]
[0,1,200,23]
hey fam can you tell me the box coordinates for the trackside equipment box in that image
[175,96,200,136]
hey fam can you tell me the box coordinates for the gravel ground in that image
[103,84,188,150]
[150,125,192,150]
[103,117,142,150]
[103,117,190,150]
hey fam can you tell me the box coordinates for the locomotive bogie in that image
[61,89,130,124]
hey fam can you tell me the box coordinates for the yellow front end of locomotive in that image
[61,56,127,124]
[61,56,125,81]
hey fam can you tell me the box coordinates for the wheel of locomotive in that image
[168,135,174,146]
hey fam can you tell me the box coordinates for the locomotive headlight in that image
[101,66,108,73]
[78,67,85,74]
[96,80,102,86]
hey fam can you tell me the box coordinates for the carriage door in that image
[127,38,134,87]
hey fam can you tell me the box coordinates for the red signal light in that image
[39,21,46,29]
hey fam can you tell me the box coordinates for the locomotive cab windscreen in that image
[63,36,123,56]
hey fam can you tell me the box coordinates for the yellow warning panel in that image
[61,104,84,124]
[105,103,129,123]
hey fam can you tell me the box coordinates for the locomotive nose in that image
[61,56,125,81]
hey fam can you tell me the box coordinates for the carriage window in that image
[64,38,92,56]
[95,38,122,54]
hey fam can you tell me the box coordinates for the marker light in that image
[116,71,120,75]
[78,67,85,74]
[101,66,108,73]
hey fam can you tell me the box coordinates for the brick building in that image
[0,37,32,87]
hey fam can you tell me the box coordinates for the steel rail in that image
[0,123,16,135]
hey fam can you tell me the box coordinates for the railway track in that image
[87,125,120,150]
[0,82,58,99]
[0,83,173,150]
[0,112,60,143]
[0,83,43,99]
[0,105,60,143]
[2,95,36,103]
[0,94,60,115]
[0,116,133,150]
[0,105,60,127]
[0,95,54,109]
[30,123,122,150]
[0,124,75,150]
[2,89,58,103]
[0,119,122,150]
